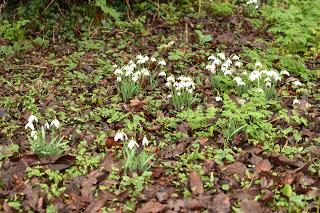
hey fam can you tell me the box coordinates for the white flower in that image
[167,94,172,98]
[206,64,216,74]
[114,69,123,75]
[50,118,60,129]
[112,64,118,68]
[217,53,226,60]
[280,70,290,76]
[114,131,128,142]
[234,61,242,68]
[234,77,245,86]
[151,57,157,62]
[208,55,217,60]
[232,55,240,61]
[264,77,271,82]
[141,68,150,76]
[28,115,38,123]
[266,82,272,87]
[117,77,122,82]
[177,92,181,96]
[165,82,172,87]
[255,61,262,68]
[213,58,222,65]
[25,122,35,130]
[158,60,166,66]
[293,99,300,105]
[224,59,232,67]
[142,135,149,146]
[293,80,302,87]
[215,96,222,102]
[136,54,144,60]
[158,71,166,77]
[128,139,139,149]
[223,70,232,75]
[44,122,50,129]
[167,75,175,82]
[132,75,139,82]
[188,89,193,93]
[31,130,38,139]
[249,70,261,81]
[256,88,264,93]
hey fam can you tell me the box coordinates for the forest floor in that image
[0,1,320,212]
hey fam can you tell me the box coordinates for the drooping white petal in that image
[142,135,149,146]
[50,118,60,129]
[25,122,35,130]
[128,139,139,149]
[28,115,38,123]
[114,131,128,142]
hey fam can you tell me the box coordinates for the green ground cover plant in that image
[0,0,319,212]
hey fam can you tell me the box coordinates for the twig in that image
[185,23,189,43]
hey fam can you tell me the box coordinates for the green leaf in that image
[195,30,213,44]
[281,184,293,197]
[95,0,120,21]
[221,183,230,191]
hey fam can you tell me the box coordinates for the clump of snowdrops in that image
[166,75,196,110]
[113,54,167,102]
[114,130,153,172]
[205,52,291,99]
[25,115,68,157]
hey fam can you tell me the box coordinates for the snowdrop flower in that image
[167,75,175,82]
[264,77,271,82]
[128,139,139,149]
[235,61,242,68]
[249,70,261,81]
[293,80,302,87]
[132,75,139,82]
[223,70,232,75]
[166,82,172,87]
[28,115,38,124]
[158,71,166,77]
[255,61,262,68]
[206,64,216,74]
[150,57,157,62]
[117,77,122,82]
[280,70,290,76]
[142,136,149,146]
[112,64,118,68]
[25,122,35,130]
[217,53,226,60]
[208,55,217,60]
[213,58,222,65]
[158,60,166,66]
[114,69,123,75]
[224,59,232,67]
[44,122,50,129]
[114,131,128,142]
[167,94,172,98]
[141,68,150,76]
[293,99,300,105]
[31,130,38,139]
[177,92,181,96]
[234,77,246,86]
[256,88,264,93]
[215,96,222,102]
[136,54,144,60]
[266,82,272,87]
[50,119,60,129]
[232,55,240,61]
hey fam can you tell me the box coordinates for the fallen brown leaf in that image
[189,171,204,195]
[136,201,167,213]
